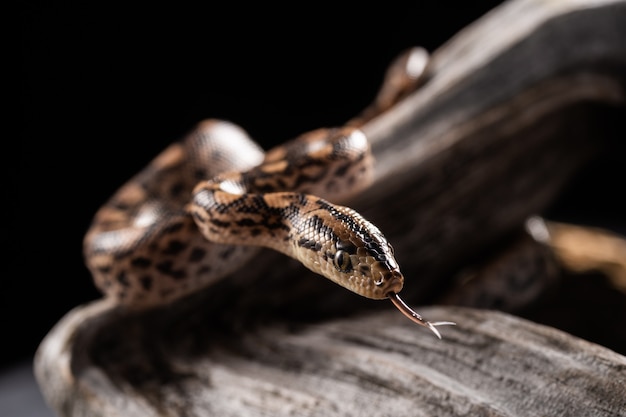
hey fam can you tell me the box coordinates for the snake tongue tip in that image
[427,321,457,339]
[426,322,442,339]
[432,321,457,326]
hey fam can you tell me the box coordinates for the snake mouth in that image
[388,271,404,293]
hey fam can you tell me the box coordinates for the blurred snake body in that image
[84,47,455,337]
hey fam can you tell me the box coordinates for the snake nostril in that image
[373,269,403,291]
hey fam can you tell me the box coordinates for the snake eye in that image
[333,250,352,272]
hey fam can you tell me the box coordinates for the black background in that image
[16,1,625,372]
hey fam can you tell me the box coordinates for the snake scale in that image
[84,47,455,338]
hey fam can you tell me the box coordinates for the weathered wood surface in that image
[38,304,626,417]
[35,0,626,416]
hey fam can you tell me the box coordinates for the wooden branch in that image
[35,0,626,415]
[38,304,626,417]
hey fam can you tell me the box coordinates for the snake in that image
[83,47,455,338]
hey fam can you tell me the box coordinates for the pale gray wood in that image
[37,304,626,417]
[35,0,626,415]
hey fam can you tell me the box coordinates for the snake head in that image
[294,197,455,337]
[295,198,404,299]
[333,235,405,299]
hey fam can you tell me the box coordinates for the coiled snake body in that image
[84,47,454,337]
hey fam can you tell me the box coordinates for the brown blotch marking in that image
[97,265,112,275]
[163,221,185,235]
[219,247,235,260]
[292,170,327,190]
[188,247,207,262]
[298,237,320,251]
[333,161,352,177]
[235,217,259,227]
[140,276,153,291]
[358,264,371,274]
[155,260,188,280]
[162,239,188,255]
[131,256,152,268]
[110,200,131,211]
[117,271,130,287]
[169,181,186,198]
[191,211,206,224]
[197,265,212,275]
[259,215,290,232]
[210,218,230,228]
[194,168,207,180]
[325,179,338,192]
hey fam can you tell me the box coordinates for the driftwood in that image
[35,0,626,416]
[36,304,626,417]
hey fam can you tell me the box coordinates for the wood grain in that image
[38,303,626,417]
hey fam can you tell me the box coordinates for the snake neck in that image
[190,183,404,299]
[189,181,305,255]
